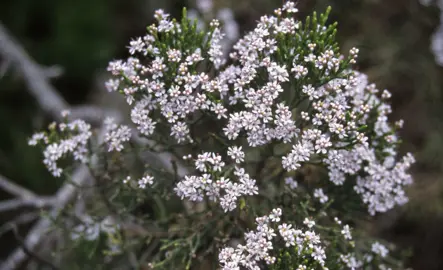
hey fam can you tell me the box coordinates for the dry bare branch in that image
[0,166,91,270]
[69,105,122,124]
[0,197,54,213]
[0,174,37,199]
[38,65,63,79]
[0,212,39,238]
[0,21,94,269]
[0,23,68,119]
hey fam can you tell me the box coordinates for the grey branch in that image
[0,23,69,119]
[0,212,39,239]
[0,166,91,270]
[69,105,123,124]
[0,22,94,269]
[0,197,54,213]
[0,174,37,199]
[38,64,64,79]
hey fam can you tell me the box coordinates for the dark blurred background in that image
[1,0,443,269]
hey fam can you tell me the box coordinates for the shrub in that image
[30,2,415,269]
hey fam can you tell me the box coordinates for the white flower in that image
[311,246,326,265]
[123,176,131,184]
[104,118,132,152]
[303,217,315,228]
[313,188,329,204]
[167,48,181,62]
[341,224,352,240]
[372,242,389,258]
[138,175,154,189]
[171,122,190,143]
[208,23,225,69]
[284,177,298,189]
[283,1,299,13]
[105,79,120,92]
[269,208,282,222]
[128,37,145,55]
[291,64,308,79]
[227,146,245,163]
[282,141,313,171]
[35,119,92,177]
[28,132,48,146]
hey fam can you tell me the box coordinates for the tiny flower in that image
[303,217,315,228]
[341,224,352,240]
[284,177,298,189]
[167,48,182,62]
[138,175,154,189]
[313,188,329,204]
[123,176,131,184]
[227,146,245,163]
[371,242,389,258]
[283,1,299,13]
[61,110,71,118]
[269,208,282,222]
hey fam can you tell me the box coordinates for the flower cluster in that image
[338,241,390,269]
[29,111,92,177]
[70,215,119,241]
[313,188,329,204]
[120,174,155,189]
[70,215,122,255]
[106,10,229,144]
[278,72,415,214]
[104,117,132,152]
[219,208,328,269]
[371,241,389,258]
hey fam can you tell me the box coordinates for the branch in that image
[0,22,99,269]
[0,174,37,199]
[0,197,54,213]
[69,105,122,124]
[0,23,68,119]
[0,212,39,238]
[11,226,59,270]
[0,166,91,270]
[0,127,109,269]
[37,64,63,79]
[0,22,110,125]
[0,58,63,79]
